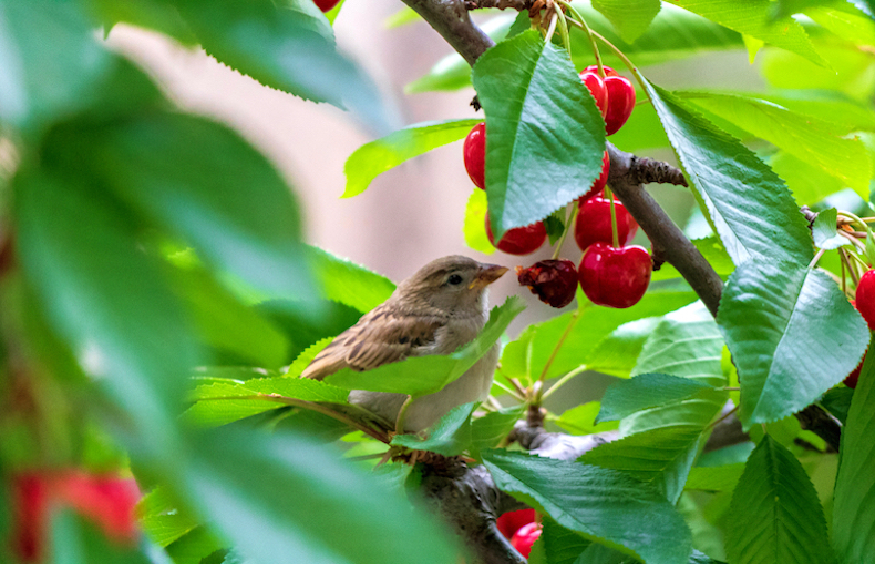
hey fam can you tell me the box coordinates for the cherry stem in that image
[541,364,588,401]
[843,248,861,286]
[841,249,847,295]
[552,202,578,260]
[606,186,620,248]
[534,309,580,406]
[556,7,572,60]
[557,0,602,75]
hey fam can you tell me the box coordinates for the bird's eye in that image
[447,274,464,286]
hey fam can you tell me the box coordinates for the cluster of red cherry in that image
[846,270,875,387]
[10,470,140,562]
[464,65,651,309]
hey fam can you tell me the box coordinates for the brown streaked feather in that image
[301,303,446,381]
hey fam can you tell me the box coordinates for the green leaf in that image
[464,188,496,255]
[621,303,728,436]
[15,170,196,458]
[717,260,868,428]
[304,246,395,313]
[185,375,348,427]
[0,0,111,133]
[591,0,662,43]
[812,208,850,250]
[171,0,390,132]
[482,450,693,564]
[326,296,525,395]
[585,317,663,378]
[597,374,717,423]
[684,463,745,492]
[556,402,620,436]
[583,426,708,503]
[501,292,697,383]
[62,112,315,304]
[472,31,606,237]
[183,429,459,564]
[343,119,481,198]
[541,517,592,564]
[469,405,525,456]
[138,487,200,548]
[725,435,834,564]
[391,401,477,455]
[651,236,735,283]
[833,334,875,563]
[544,210,567,246]
[664,0,827,66]
[770,151,844,207]
[644,79,813,266]
[173,266,290,368]
[286,337,333,377]
[680,91,872,195]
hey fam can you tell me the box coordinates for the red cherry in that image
[578,243,651,308]
[516,260,578,308]
[579,71,608,118]
[584,64,620,77]
[578,151,610,203]
[511,521,542,558]
[574,196,638,251]
[855,270,875,330]
[845,354,864,388]
[464,122,486,189]
[496,508,536,539]
[485,216,546,256]
[604,76,635,135]
[313,0,342,12]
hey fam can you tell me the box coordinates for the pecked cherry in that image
[517,259,578,308]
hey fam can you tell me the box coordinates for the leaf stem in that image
[535,310,580,404]
[808,248,826,270]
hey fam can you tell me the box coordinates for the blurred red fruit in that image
[11,473,49,563]
[496,508,536,539]
[511,521,542,558]
[486,216,546,256]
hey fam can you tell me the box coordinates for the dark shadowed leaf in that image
[725,435,833,564]
[833,335,875,563]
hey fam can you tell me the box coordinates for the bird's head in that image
[395,255,508,315]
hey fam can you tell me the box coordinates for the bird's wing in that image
[301,304,445,381]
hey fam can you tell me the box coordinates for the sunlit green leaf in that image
[597,374,717,423]
[343,119,482,198]
[464,188,496,255]
[664,0,827,66]
[304,246,395,313]
[591,0,661,43]
[644,79,813,266]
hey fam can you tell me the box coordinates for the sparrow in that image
[302,256,508,433]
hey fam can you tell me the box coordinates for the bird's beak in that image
[469,263,508,289]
